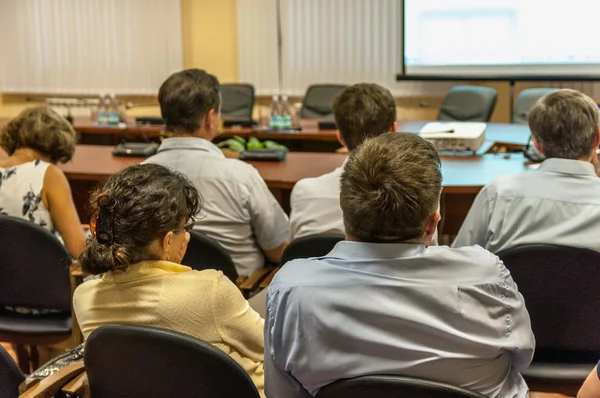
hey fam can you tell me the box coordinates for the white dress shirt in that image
[289,166,345,239]
[290,165,439,244]
[265,241,535,398]
[452,158,600,253]
[145,137,290,276]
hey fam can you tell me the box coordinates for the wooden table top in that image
[55,145,531,193]
[71,120,531,146]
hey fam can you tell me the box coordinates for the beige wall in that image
[0,0,550,122]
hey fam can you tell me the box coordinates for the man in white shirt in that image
[453,89,600,253]
[289,83,398,239]
[145,69,289,276]
[266,132,534,398]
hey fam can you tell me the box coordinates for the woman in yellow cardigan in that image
[73,163,265,396]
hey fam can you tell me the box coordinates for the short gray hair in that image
[528,89,599,159]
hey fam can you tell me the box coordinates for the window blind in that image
[0,0,183,95]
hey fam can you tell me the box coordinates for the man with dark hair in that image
[289,83,398,237]
[289,83,438,243]
[265,133,534,398]
[453,89,600,252]
[145,69,289,276]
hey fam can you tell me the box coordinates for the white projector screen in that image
[403,0,600,79]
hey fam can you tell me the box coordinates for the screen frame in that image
[398,1,600,82]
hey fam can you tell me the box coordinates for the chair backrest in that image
[181,230,238,283]
[316,375,487,398]
[497,244,600,358]
[0,216,72,313]
[281,234,345,264]
[512,88,558,124]
[439,85,498,122]
[0,344,25,397]
[221,83,255,122]
[300,84,348,119]
[85,324,260,398]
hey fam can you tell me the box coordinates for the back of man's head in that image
[158,69,221,134]
[341,132,442,243]
[528,89,600,160]
[332,83,397,151]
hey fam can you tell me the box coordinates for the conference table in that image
[72,120,531,152]
[72,119,343,152]
[0,121,533,236]
[58,149,531,236]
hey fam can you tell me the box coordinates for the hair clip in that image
[91,205,114,246]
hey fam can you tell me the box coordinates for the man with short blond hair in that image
[266,132,534,398]
[453,89,600,252]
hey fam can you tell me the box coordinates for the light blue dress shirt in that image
[265,241,534,398]
[144,137,290,276]
[452,158,600,253]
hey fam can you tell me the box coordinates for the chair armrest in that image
[259,267,280,289]
[19,361,85,397]
[238,268,272,291]
[61,371,88,396]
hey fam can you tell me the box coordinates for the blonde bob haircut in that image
[0,106,76,163]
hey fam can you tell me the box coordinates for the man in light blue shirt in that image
[453,89,600,253]
[145,69,290,276]
[265,132,535,398]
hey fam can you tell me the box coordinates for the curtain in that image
[237,0,453,96]
[0,0,182,95]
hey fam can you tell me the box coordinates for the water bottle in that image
[107,93,121,125]
[280,95,292,129]
[269,95,282,129]
[96,94,108,125]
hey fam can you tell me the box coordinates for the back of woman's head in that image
[0,106,76,163]
[80,163,201,274]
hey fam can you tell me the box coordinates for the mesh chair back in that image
[0,216,71,312]
[316,375,487,398]
[281,234,345,264]
[85,324,260,398]
[221,83,255,122]
[181,230,238,283]
[300,84,348,119]
[497,244,600,359]
[0,344,25,397]
[439,85,498,122]
[512,88,558,124]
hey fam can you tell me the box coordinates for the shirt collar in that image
[326,240,427,260]
[537,158,597,177]
[157,137,224,158]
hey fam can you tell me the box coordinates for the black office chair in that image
[0,216,73,374]
[316,375,487,398]
[85,324,260,398]
[512,88,558,124]
[0,344,25,398]
[497,244,600,395]
[281,234,345,264]
[181,230,238,283]
[438,85,498,122]
[300,84,348,119]
[221,83,256,127]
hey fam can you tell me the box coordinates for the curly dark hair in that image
[0,106,76,163]
[158,68,221,134]
[79,163,202,275]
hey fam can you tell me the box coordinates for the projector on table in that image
[418,122,486,153]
